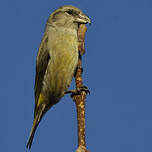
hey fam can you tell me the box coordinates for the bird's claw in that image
[78,85,90,95]
[65,85,90,98]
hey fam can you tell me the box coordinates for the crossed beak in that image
[75,13,91,24]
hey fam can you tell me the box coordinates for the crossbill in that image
[26,5,90,149]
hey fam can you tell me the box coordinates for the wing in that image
[34,32,50,115]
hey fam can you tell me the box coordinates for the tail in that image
[26,104,46,149]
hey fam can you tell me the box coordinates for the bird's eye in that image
[67,10,73,15]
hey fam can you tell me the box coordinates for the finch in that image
[26,5,90,149]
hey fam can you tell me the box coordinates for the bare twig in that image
[73,24,89,152]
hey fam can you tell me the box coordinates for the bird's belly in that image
[42,37,78,104]
[50,52,78,95]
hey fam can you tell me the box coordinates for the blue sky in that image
[1,0,152,152]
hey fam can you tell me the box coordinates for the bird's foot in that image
[65,85,90,97]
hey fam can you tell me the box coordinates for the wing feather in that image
[34,32,50,116]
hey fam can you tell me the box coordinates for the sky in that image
[1,0,152,152]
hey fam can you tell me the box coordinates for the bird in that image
[26,5,91,149]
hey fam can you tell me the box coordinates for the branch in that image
[73,24,89,152]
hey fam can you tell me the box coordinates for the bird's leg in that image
[65,85,90,98]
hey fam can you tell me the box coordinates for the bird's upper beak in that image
[75,13,91,24]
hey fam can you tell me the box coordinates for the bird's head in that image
[47,5,91,28]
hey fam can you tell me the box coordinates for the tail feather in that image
[26,104,46,149]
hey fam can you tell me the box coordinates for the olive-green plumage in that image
[26,5,90,149]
